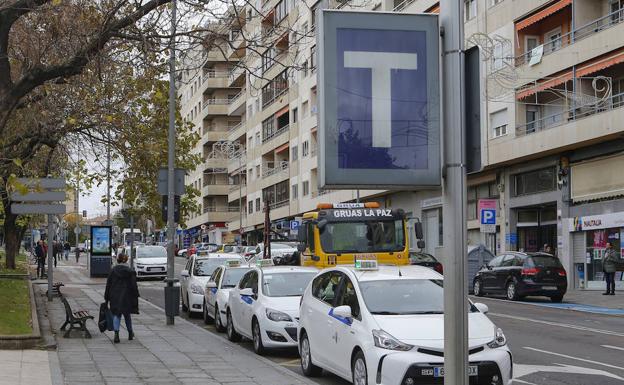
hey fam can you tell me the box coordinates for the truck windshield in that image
[319,220,405,253]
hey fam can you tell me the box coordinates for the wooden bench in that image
[45,282,64,297]
[59,295,93,338]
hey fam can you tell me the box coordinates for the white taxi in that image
[180,254,244,316]
[226,261,318,355]
[203,261,253,331]
[298,261,513,385]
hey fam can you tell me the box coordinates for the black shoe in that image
[602,292,610,295]
[114,331,120,343]
[128,331,134,341]
[610,292,615,295]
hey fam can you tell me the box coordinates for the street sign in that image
[10,191,66,202]
[318,11,440,189]
[480,209,496,225]
[161,195,180,223]
[158,168,187,196]
[16,178,65,189]
[478,199,497,233]
[74,226,81,235]
[290,220,300,233]
[11,204,66,215]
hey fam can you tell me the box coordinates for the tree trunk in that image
[3,210,19,270]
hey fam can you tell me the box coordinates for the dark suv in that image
[473,252,567,302]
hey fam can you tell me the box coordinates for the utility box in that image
[164,285,180,317]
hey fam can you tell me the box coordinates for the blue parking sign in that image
[290,220,300,231]
[481,209,496,225]
[318,11,440,189]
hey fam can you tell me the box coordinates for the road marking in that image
[515,363,624,381]
[523,347,624,372]
[279,359,301,367]
[471,295,624,316]
[602,345,624,352]
[489,312,624,337]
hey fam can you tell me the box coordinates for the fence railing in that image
[203,99,232,110]
[262,161,289,178]
[229,184,246,192]
[269,200,289,210]
[203,70,230,81]
[515,8,624,66]
[203,206,240,214]
[393,0,415,12]
[262,124,289,144]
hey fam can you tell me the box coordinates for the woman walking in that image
[104,253,139,343]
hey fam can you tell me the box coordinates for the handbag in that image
[98,302,114,332]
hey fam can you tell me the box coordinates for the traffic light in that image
[162,195,180,223]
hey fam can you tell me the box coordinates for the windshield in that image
[320,220,405,253]
[222,268,252,288]
[262,272,316,297]
[528,256,563,268]
[359,279,445,315]
[135,246,166,258]
[222,245,236,253]
[194,259,234,276]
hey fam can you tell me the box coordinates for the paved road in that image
[137,258,624,385]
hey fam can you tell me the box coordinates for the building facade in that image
[179,0,624,290]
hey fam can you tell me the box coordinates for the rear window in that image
[409,253,436,263]
[527,256,562,268]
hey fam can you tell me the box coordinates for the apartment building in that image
[180,0,624,290]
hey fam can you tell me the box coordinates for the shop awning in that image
[571,153,624,202]
[275,105,289,118]
[515,0,572,32]
[516,70,573,100]
[577,49,624,77]
[426,3,440,14]
[274,142,289,153]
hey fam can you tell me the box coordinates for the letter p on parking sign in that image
[318,10,440,189]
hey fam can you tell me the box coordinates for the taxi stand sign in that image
[318,10,440,189]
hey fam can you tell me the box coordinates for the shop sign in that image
[569,211,624,232]
[505,233,517,244]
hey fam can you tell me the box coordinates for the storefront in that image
[568,212,624,290]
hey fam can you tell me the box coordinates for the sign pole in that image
[47,214,54,302]
[440,1,469,384]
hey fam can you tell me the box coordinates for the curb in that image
[0,280,42,349]
[139,297,319,385]
[469,295,624,316]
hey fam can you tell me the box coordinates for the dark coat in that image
[104,264,139,315]
[34,244,46,261]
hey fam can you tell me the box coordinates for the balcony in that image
[227,153,246,173]
[262,124,289,145]
[201,128,229,142]
[202,70,230,89]
[228,66,246,87]
[201,184,231,196]
[228,89,246,116]
[227,121,246,141]
[203,156,228,169]
[262,161,289,178]
[200,206,240,222]
[228,185,247,203]
[202,99,231,115]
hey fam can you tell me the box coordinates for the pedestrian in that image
[63,241,70,260]
[602,242,618,296]
[53,241,60,268]
[34,240,46,279]
[104,253,139,343]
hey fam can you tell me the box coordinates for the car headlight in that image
[190,283,204,294]
[266,308,293,322]
[135,264,144,269]
[372,329,413,351]
[487,327,507,348]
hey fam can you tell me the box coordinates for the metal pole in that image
[75,181,80,263]
[356,189,360,203]
[47,215,54,302]
[441,1,469,384]
[130,214,135,269]
[238,157,242,245]
[165,0,177,326]
[106,128,111,222]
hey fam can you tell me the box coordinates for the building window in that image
[302,100,309,117]
[248,201,253,214]
[513,167,556,197]
[292,107,298,123]
[302,140,309,157]
[255,132,261,145]
[262,116,275,142]
[302,181,310,196]
[302,60,308,77]
[256,165,261,179]
[248,168,253,180]
[292,184,298,199]
[262,70,288,108]
[291,145,298,161]
[310,4,318,31]
[526,105,539,134]
[490,108,508,138]
[310,45,317,73]
[464,0,476,21]
[489,0,503,7]
[544,27,562,54]
[467,181,500,221]
[255,198,261,211]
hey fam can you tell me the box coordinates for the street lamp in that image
[215,141,245,245]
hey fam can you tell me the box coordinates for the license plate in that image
[148,267,163,272]
[431,366,478,377]
[542,286,557,290]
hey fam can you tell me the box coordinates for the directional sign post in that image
[11,178,66,301]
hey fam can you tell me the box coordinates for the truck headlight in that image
[487,327,507,348]
[266,308,293,322]
[190,283,204,294]
[372,329,413,351]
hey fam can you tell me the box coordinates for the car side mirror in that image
[240,288,254,296]
[317,219,328,231]
[474,303,489,314]
[414,221,424,239]
[206,281,217,289]
[417,240,426,250]
[332,305,353,319]
[180,270,189,277]
[297,243,306,252]
[297,225,308,242]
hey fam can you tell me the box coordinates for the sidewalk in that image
[36,261,313,385]
[564,289,624,310]
[0,350,53,385]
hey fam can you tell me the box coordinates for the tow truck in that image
[296,202,423,268]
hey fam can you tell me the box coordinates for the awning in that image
[274,142,289,153]
[571,153,624,202]
[516,70,573,100]
[275,105,289,118]
[577,49,624,77]
[426,3,440,14]
[515,0,572,32]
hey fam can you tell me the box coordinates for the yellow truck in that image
[297,202,422,268]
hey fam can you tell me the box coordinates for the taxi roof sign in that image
[317,202,380,210]
[355,259,378,271]
[225,260,241,268]
[257,259,274,268]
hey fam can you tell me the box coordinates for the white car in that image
[203,262,253,331]
[298,262,513,385]
[226,263,318,355]
[251,242,298,265]
[180,254,245,316]
[124,245,167,279]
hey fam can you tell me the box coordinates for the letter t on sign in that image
[344,51,418,148]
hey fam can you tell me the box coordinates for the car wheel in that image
[473,279,484,297]
[215,305,226,332]
[550,294,564,303]
[252,319,265,355]
[300,331,322,377]
[181,289,188,312]
[352,350,368,385]
[226,310,241,342]
[203,300,212,325]
[506,281,519,301]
